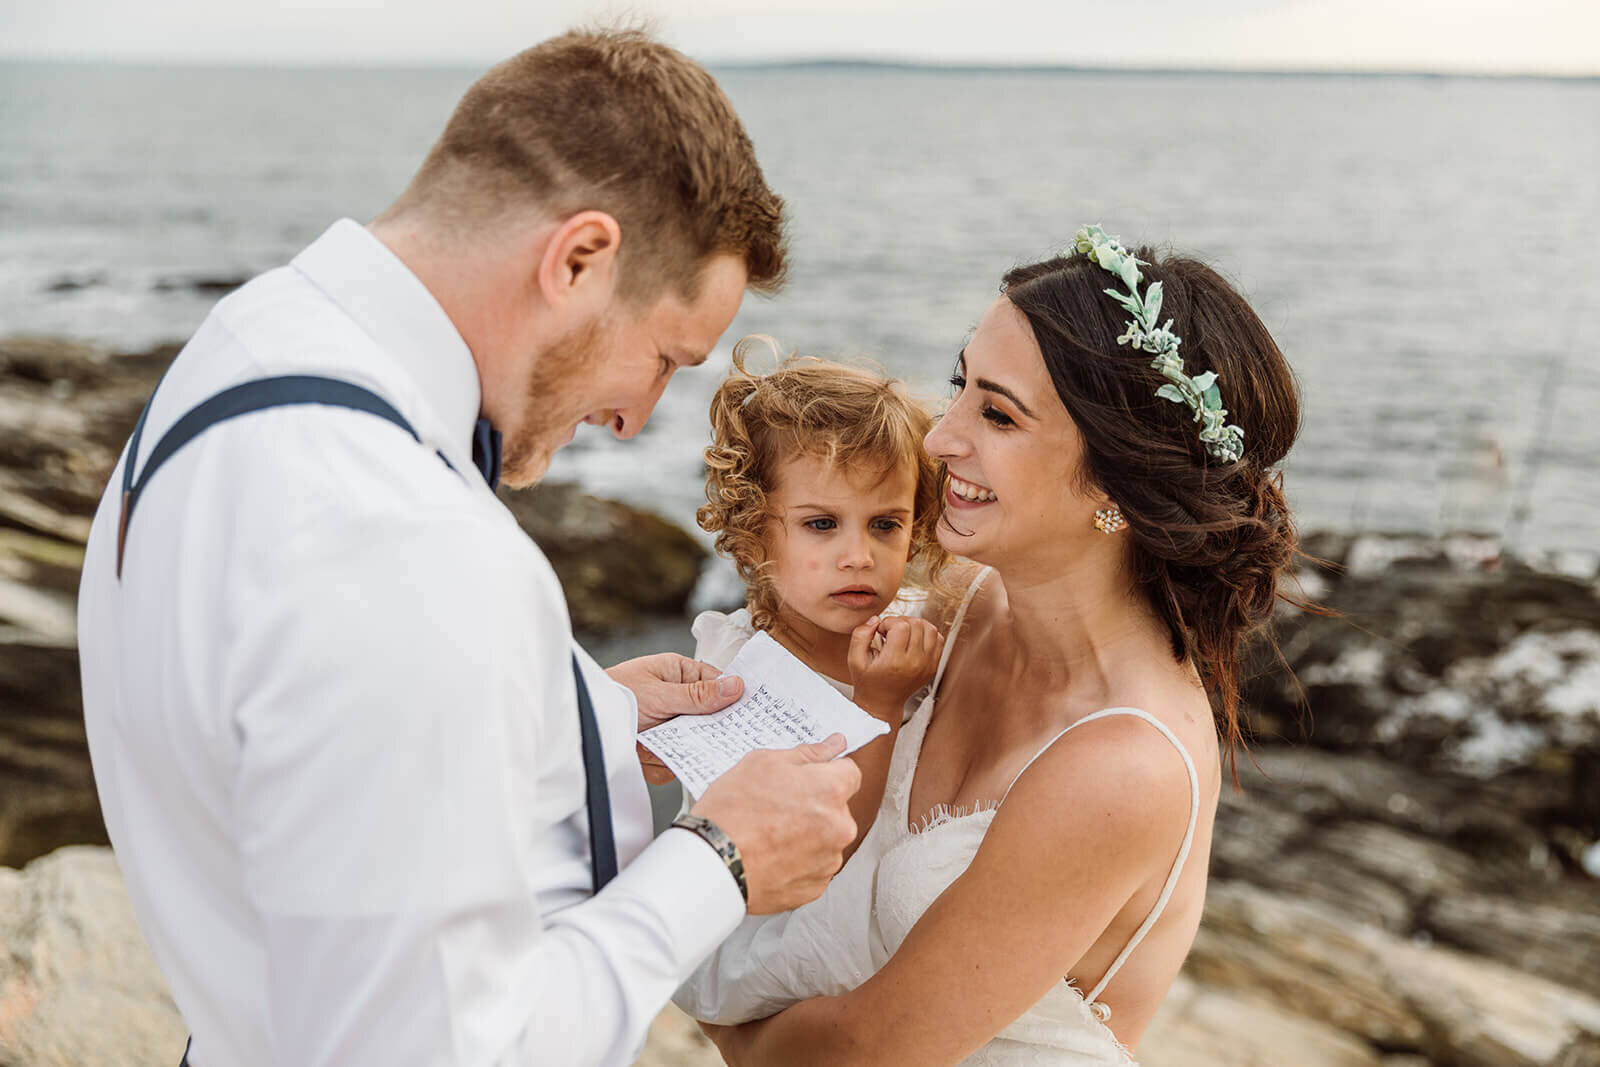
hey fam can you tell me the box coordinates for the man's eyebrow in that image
[974,375,1037,420]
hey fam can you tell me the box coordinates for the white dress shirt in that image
[77,219,744,1067]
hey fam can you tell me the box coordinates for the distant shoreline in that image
[0,55,1594,84]
[713,59,1600,84]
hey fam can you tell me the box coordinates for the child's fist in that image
[847,614,945,720]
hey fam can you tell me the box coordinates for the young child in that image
[693,336,950,853]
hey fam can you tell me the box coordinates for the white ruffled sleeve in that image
[675,593,931,1022]
[675,610,889,1023]
[885,586,928,620]
[672,816,883,1023]
[691,608,757,671]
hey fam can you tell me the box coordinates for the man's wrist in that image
[671,813,748,904]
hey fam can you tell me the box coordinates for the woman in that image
[676,226,1304,1064]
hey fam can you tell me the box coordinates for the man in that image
[77,28,860,1066]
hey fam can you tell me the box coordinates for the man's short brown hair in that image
[396,27,787,301]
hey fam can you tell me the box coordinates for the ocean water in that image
[2,62,1597,554]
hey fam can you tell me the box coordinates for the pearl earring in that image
[1093,507,1126,534]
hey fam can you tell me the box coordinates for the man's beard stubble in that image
[498,316,608,490]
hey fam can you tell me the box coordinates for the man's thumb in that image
[795,733,847,762]
[685,674,743,713]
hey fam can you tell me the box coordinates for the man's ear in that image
[535,210,622,312]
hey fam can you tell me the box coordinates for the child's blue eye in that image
[872,518,903,532]
[804,518,837,532]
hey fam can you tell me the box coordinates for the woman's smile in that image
[947,473,996,507]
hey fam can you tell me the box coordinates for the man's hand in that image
[690,736,861,914]
[608,653,744,785]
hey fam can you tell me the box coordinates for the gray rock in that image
[1140,974,1388,1067]
[497,481,708,636]
[0,584,104,869]
[1422,891,1600,1001]
[1187,881,1429,1049]
[1188,881,1600,1066]
[0,846,186,1066]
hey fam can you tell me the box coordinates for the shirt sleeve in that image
[227,504,744,1066]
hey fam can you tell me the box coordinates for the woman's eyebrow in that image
[974,375,1036,419]
[956,348,1036,420]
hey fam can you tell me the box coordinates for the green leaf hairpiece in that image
[1072,224,1245,464]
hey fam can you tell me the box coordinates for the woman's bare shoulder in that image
[992,707,1206,865]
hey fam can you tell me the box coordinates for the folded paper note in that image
[638,631,890,799]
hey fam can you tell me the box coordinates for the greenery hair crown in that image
[1073,224,1245,464]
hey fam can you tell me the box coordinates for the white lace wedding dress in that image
[675,569,1201,1065]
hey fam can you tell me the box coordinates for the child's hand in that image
[847,614,945,720]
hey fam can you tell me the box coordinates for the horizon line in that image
[715,57,1600,81]
[0,52,1596,82]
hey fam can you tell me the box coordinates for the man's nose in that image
[610,381,670,440]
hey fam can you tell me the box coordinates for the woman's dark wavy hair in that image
[1002,246,1308,780]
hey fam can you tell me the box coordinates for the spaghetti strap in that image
[928,566,991,697]
[1001,707,1202,1009]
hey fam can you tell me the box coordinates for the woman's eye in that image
[981,405,1015,428]
[804,518,837,532]
[948,373,966,394]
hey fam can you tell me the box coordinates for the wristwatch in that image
[671,812,748,904]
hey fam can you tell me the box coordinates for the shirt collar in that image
[289,218,482,460]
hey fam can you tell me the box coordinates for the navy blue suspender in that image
[113,379,619,1063]
[572,656,620,891]
[117,374,444,578]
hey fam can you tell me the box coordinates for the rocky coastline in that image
[2,336,1597,1065]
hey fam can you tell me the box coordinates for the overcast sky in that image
[1,0,1595,75]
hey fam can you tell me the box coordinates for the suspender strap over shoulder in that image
[118,372,617,899]
[116,374,422,577]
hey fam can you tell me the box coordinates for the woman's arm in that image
[709,713,1194,1066]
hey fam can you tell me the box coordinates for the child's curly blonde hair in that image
[697,336,950,634]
